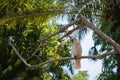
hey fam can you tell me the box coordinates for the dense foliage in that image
[0,0,71,80]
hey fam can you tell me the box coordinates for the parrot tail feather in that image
[75,59,81,69]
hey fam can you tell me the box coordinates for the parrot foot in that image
[74,55,78,59]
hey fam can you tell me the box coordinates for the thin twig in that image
[8,43,31,67]
[58,25,84,42]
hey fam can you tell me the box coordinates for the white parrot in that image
[71,37,82,69]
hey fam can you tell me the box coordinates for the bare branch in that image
[58,25,84,42]
[31,51,116,67]
[80,15,120,53]
[9,14,120,68]
[8,43,31,67]
[9,43,116,68]
[27,18,81,60]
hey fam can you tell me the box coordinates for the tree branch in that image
[58,25,84,42]
[9,43,116,68]
[31,51,116,67]
[80,15,120,53]
[27,18,81,60]
[8,43,31,67]
[9,15,120,68]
